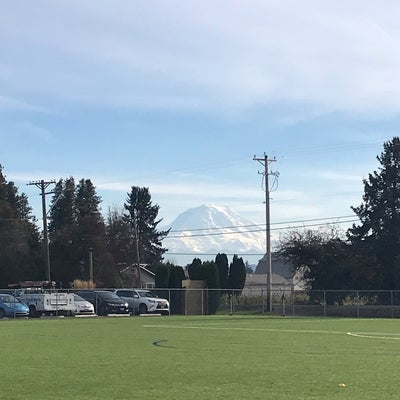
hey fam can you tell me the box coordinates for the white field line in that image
[146,324,400,340]
[169,319,335,327]
[347,332,400,340]
[144,324,346,335]
[146,318,383,328]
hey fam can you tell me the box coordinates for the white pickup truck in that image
[13,287,75,318]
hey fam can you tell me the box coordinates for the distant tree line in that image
[278,136,400,295]
[0,166,43,286]
[0,169,169,288]
[154,253,247,314]
[3,136,400,301]
[0,162,246,307]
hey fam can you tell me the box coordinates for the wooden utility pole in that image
[27,179,56,281]
[89,247,94,283]
[133,210,141,288]
[253,155,277,312]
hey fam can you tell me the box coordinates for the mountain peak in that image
[163,204,265,266]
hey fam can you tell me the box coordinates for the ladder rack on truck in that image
[11,281,75,318]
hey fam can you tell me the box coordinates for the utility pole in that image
[133,210,141,288]
[89,247,94,283]
[253,155,277,312]
[28,179,56,281]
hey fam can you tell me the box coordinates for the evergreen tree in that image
[124,186,169,267]
[48,178,77,284]
[215,253,229,290]
[187,258,203,280]
[105,207,132,265]
[349,136,400,289]
[75,179,101,219]
[155,262,171,288]
[48,178,118,287]
[203,260,220,313]
[48,178,76,233]
[0,165,42,286]
[167,264,185,288]
[168,264,186,314]
[228,255,246,294]
[154,262,185,314]
[187,258,220,314]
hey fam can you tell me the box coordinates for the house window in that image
[146,283,155,289]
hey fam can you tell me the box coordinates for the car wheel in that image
[0,308,5,319]
[139,303,148,314]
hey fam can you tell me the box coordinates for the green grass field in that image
[1,315,400,399]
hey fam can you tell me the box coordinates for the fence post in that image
[168,289,171,316]
[56,288,59,317]
[292,288,295,316]
[356,290,360,318]
[201,289,204,316]
[323,290,326,317]
[262,289,265,314]
[391,290,394,319]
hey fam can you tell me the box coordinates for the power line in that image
[0,213,358,232]
[0,218,359,239]
[165,252,265,256]
[0,214,358,239]
[168,214,356,233]
[165,218,358,239]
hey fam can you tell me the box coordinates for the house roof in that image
[255,253,294,279]
[119,263,155,277]
[246,273,292,287]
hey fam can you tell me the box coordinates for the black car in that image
[75,290,130,316]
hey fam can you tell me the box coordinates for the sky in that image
[1,0,400,240]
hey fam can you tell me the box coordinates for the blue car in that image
[0,294,29,318]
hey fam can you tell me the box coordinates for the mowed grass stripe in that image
[1,316,400,399]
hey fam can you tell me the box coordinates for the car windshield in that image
[138,291,157,298]
[74,295,86,302]
[98,292,121,301]
[0,294,17,302]
[117,291,134,298]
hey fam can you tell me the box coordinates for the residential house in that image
[119,264,156,288]
[244,253,305,294]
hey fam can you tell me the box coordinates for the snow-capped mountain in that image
[162,204,266,266]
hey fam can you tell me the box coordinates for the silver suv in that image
[113,289,170,315]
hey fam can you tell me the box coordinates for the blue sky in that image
[1,0,399,233]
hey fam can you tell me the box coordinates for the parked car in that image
[108,289,137,314]
[0,293,29,318]
[73,294,95,316]
[113,289,170,315]
[75,290,129,316]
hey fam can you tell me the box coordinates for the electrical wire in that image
[165,252,264,256]
[168,214,357,233]
[165,218,359,239]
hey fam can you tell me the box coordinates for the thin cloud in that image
[310,171,363,183]
[2,1,400,116]
[96,179,260,201]
[0,95,47,113]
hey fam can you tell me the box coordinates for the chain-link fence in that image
[148,288,400,318]
[276,289,400,318]
[2,287,400,318]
